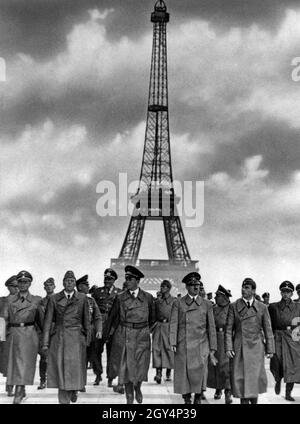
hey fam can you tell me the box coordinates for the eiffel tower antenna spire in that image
[111,1,198,292]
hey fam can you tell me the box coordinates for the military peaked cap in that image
[125,265,144,279]
[104,268,118,280]
[63,270,76,281]
[279,281,294,292]
[76,275,89,286]
[216,284,232,297]
[44,277,54,285]
[161,279,172,289]
[182,272,201,285]
[295,284,300,292]
[5,275,18,287]
[242,278,256,290]
[17,270,33,282]
[262,292,270,298]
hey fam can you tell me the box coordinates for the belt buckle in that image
[20,323,25,327]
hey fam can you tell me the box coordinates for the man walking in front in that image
[104,265,156,404]
[42,270,90,404]
[268,281,300,401]
[169,272,217,404]
[225,278,275,404]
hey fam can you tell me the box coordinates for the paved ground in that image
[1,356,300,405]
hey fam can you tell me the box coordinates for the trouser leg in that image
[106,337,113,382]
[93,338,104,382]
[58,389,72,404]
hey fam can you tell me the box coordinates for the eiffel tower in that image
[111,0,198,293]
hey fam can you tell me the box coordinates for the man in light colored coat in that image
[225,277,275,404]
[169,272,217,404]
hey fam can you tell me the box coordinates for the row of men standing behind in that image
[1,268,300,404]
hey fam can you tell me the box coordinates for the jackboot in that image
[37,379,46,390]
[154,368,162,384]
[250,397,258,404]
[240,398,250,404]
[183,393,192,404]
[134,382,143,404]
[93,375,102,385]
[194,393,202,404]
[13,386,23,404]
[166,369,172,381]
[6,385,14,397]
[125,383,134,404]
[107,378,113,388]
[113,384,125,394]
[225,389,232,404]
[285,383,295,401]
[275,379,281,395]
[214,389,222,400]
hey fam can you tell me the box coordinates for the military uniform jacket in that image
[152,294,176,369]
[104,288,156,384]
[86,295,102,346]
[92,285,122,335]
[169,295,217,394]
[225,298,275,398]
[269,299,300,383]
[43,290,90,390]
[207,303,231,390]
[6,292,42,385]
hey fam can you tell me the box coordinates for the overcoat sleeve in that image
[207,302,217,351]
[169,299,179,347]
[42,296,55,348]
[82,296,91,337]
[262,305,275,354]
[224,303,235,352]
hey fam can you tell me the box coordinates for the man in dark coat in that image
[169,272,217,404]
[76,274,102,392]
[0,275,19,397]
[294,284,300,303]
[268,281,300,401]
[104,265,156,404]
[225,278,275,404]
[152,280,176,384]
[262,292,270,306]
[92,268,122,386]
[37,277,56,390]
[207,285,232,404]
[42,270,90,404]
[6,271,42,404]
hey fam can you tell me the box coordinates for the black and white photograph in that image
[0,0,300,407]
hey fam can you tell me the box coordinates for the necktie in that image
[21,296,25,303]
[67,294,71,300]
[131,291,135,299]
[247,301,251,308]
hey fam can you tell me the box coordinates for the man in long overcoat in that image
[42,270,90,404]
[207,284,232,404]
[5,271,42,404]
[92,268,122,386]
[268,281,300,401]
[225,278,275,404]
[152,279,176,383]
[0,275,19,397]
[37,277,56,390]
[104,265,156,404]
[76,274,102,392]
[169,272,217,404]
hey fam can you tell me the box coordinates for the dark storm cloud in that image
[1,0,299,61]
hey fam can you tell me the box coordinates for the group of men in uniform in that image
[0,267,300,404]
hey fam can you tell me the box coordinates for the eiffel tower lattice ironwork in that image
[111,0,198,291]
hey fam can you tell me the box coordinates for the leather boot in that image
[21,386,27,400]
[240,398,250,404]
[93,375,102,385]
[134,382,143,404]
[107,378,113,388]
[225,389,232,404]
[125,383,134,404]
[6,385,14,397]
[70,391,78,403]
[250,397,258,404]
[154,368,162,384]
[275,379,281,395]
[166,369,171,381]
[113,384,125,394]
[183,393,192,404]
[285,383,295,401]
[200,390,206,400]
[13,386,23,404]
[194,393,202,404]
[37,379,46,390]
[214,389,222,400]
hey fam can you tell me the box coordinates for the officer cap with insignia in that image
[296,284,300,292]
[5,275,18,287]
[125,265,144,280]
[63,270,76,281]
[17,270,33,283]
[215,284,232,297]
[242,277,256,290]
[104,268,118,281]
[161,279,172,289]
[44,277,54,285]
[262,292,270,299]
[279,281,294,292]
[182,272,201,286]
[76,275,89,287]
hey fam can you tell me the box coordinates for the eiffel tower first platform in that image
[111,0,198,294]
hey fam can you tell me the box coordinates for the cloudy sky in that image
[1,0,300,298]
